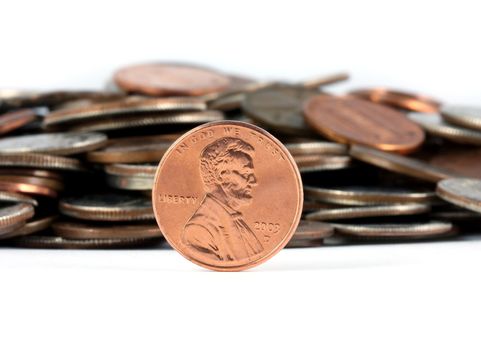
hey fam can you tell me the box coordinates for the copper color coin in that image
[0,153,84,172]
[1,216,56,239]
[0,191,37,206]
[104,163,157,177]
[350,145,458,183]
[441,105,481,131]
[424,146,481,179]
[0,180,58,197]
[436,178,481,214]
[53,221,162,240]
[114,63,231,97]
[304,95,425,153]
[152,121,303,271]
[0,109,37,135]
[349,88,440,113]
[0,168,62,180]
[0,175,63,192]
[0,203,34,231]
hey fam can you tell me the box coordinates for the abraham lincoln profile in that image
[182,137,264,261]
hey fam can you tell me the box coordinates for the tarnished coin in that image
[0,132,108,156]
[53,221,162,240]
[304,95,425,153]
[0,203,35,236]
[409,112,481,145]
[242,84,318,136]
[152,121,303,271]
[304,185,436,206]
[436,178,481,214]
[0,216,56,239]
[305,203,430,221]
[350,145,457,183]
[333,221,453,240]
[0,109,37,135]
[441,105,481,131]
[114,63,231,97]
[284,141,348,156]
[59,193,154,221]
[423,146,481,179]
[0,153,84,172]
[0,191,37,206]
[349,88,440,113]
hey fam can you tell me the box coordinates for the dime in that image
[0,191,37,206]
[303,95,425,153]
[409,112,481,145]
[301,72,349,89]
[0,153,84,172]
[0,203,35,236]
[0,216,56,239]
[284,141,348,156]
[106,173,153,190]
[0,132,108,156]
[104,163,157,177]
[441,105,481,131]
[0,109,37,135]
[349,88,440,113]
[304,185,436,205]
[53,221,162,239]
[349,145,457,183]
[59,193,154,221]
[152,121,303,271]
[113,63,231,97]
[436,178,481,214]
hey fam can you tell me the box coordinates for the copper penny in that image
[114,63,231,97]
[0,168,63,180]
[53,221,162,240]
[0,175,64,192]
[0,180,58,197]
[423,146,481,179]
[152,121,303,271]
[0,109,37,135]
[303,95,425,153]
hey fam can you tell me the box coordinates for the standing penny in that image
[152,121,303,271]
[436,178,481,214]
[0,109,37,135]
[303,95,425,153]
[113,63,231,97]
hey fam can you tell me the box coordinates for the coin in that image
[152,121,303,271]
[242,84,318,136]
[284,141,348,156]
[0,168,63,180]
[0,109,37,135]
[0,191,37,206]
[104,163,157,177]
[0,180,58,197]
[301,72,350,89]
[436,178,481,214]
[349,145,457,183]
[296,155,352,173]
[409,112,481,145]
[0,203,35,236]
[285,220,333,248]
[59,193,154,221]
[113,63,231,97]
[0,132,108,156]
[423,146,481,179]
[304,185,436,205]
[303,95,425,153]
[0,216,56,239]
[441,105,481,131]
[0,153,84,171]
[349,88,440,113]
[53,221,162,239]
[0,175,64,192]
[106,173,153,190]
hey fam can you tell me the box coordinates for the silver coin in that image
[285,141,348,156]
[106,173,154,191]
[436,178,481,214]
[441,105,481,131]
[0,191,38,206]
[291,220,334,240]
[0,153,85,171]
[0,203,35,234]
[0,216,56,239]
[104,163,157,177]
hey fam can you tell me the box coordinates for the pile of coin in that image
[1,61,480,250]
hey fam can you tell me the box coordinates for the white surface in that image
[1,1,481,349]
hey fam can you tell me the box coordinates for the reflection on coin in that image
[0,203,35,236]
[1,216,56,239]
[436,178,481,214]
[409,112,481,145]
[0,132,108,156]
[441,105,481,131]
[59,194,154,221]
[305,203,430,221]
[153,121,303,271]
[0,191,37,206]
[53,221,162,239]
[350,145,457,183]
[0,153,84,172]
[285,141,348,156]
[0,109,37,135]
[304,185,435,205]
[114,63,230,97]
[304,95,425,153]
[0,180,58,197]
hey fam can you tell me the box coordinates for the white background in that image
[1,1,481,349]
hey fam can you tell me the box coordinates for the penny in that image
[305,203,430,221]
[349,88,440,113]
[349,145,457,183]
[0,191,37,206]
[59,193,154,221]
[0,109,37,135]
[423,146,481,179]
[1,216,56,239]
[304,185,436,205]
[152,121,303,271]
[441,105,481,131]
[284,141,348,156]
[0,203,35,235]
[333,221,453,240]
[436,178,481,214]
[303,95,425,153]
[0,153,84,172]
[44,96,206,127]
[53,221,163,239]
[114,63,231,97]
[0,180,58,197]
[0,175,64,192]
[242,84,319,136]
[0,168,63,181]
[409,112,481,145]
[0,132,108,156]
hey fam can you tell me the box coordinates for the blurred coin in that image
[291,220,334,240]
[304,95,424,153]
[0,180,58,197]
[0,203,35,236]
[114,63,230,97]
[409,112,481,145]
[0,153,84,172]
[349,88,440,113]
[305,203,430,221]
[0,168,63,180]
[423,146,481,179]
[104,163,157,177]
[301,72,349,89]
[0,191,37,206]
[0,175,63,192]
[436,178,481,214]
[0,132,107,156]
[285,141,348,156]
[304,185,436,205]
[53,221,162,239]
[350,145,457,183]
[1,216,56,239]
[59,193,154,221]
[441,105,481,131]
[106,173,153,190]
[0,109,37,135]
